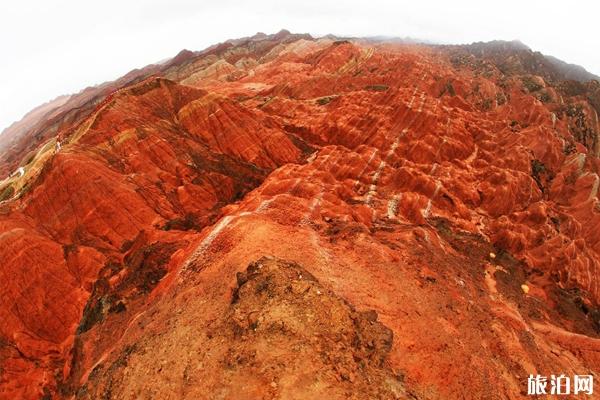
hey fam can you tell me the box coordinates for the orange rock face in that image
[1,31,600,399]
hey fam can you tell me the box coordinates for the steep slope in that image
[1,32,600,399]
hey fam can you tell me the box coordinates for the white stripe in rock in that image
[417,92,426,113]
[408,88,419,109]
[423,181,442,219]
[365,129,406,207]
[365,162,385,206]
[387,194,402,219]
[309,230,332,263]
[183,211,250,268]
[353,149,379,188]
[585,173,600,202]
[195,215,233,252]
[256,197,275,213]
[301,191,324,225]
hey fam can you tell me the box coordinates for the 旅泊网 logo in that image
[527,374,593,396]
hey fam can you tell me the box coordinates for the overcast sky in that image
[1,0,598,132]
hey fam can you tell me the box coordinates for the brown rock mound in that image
[75,257,407,400]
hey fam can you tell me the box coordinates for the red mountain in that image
[1,31,599,399]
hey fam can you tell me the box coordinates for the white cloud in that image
[1,0,598,132]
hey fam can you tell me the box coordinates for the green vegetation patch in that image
[0,185,15,202]
[521,76,543,93]
[364,84,389,92]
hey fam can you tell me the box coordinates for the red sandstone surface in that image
[1,31,600,399]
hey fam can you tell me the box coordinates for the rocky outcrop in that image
[1,32,600,399]
[75,257,407,400]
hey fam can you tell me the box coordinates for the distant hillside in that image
[444,39,599,83]
[544,54,599,82]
